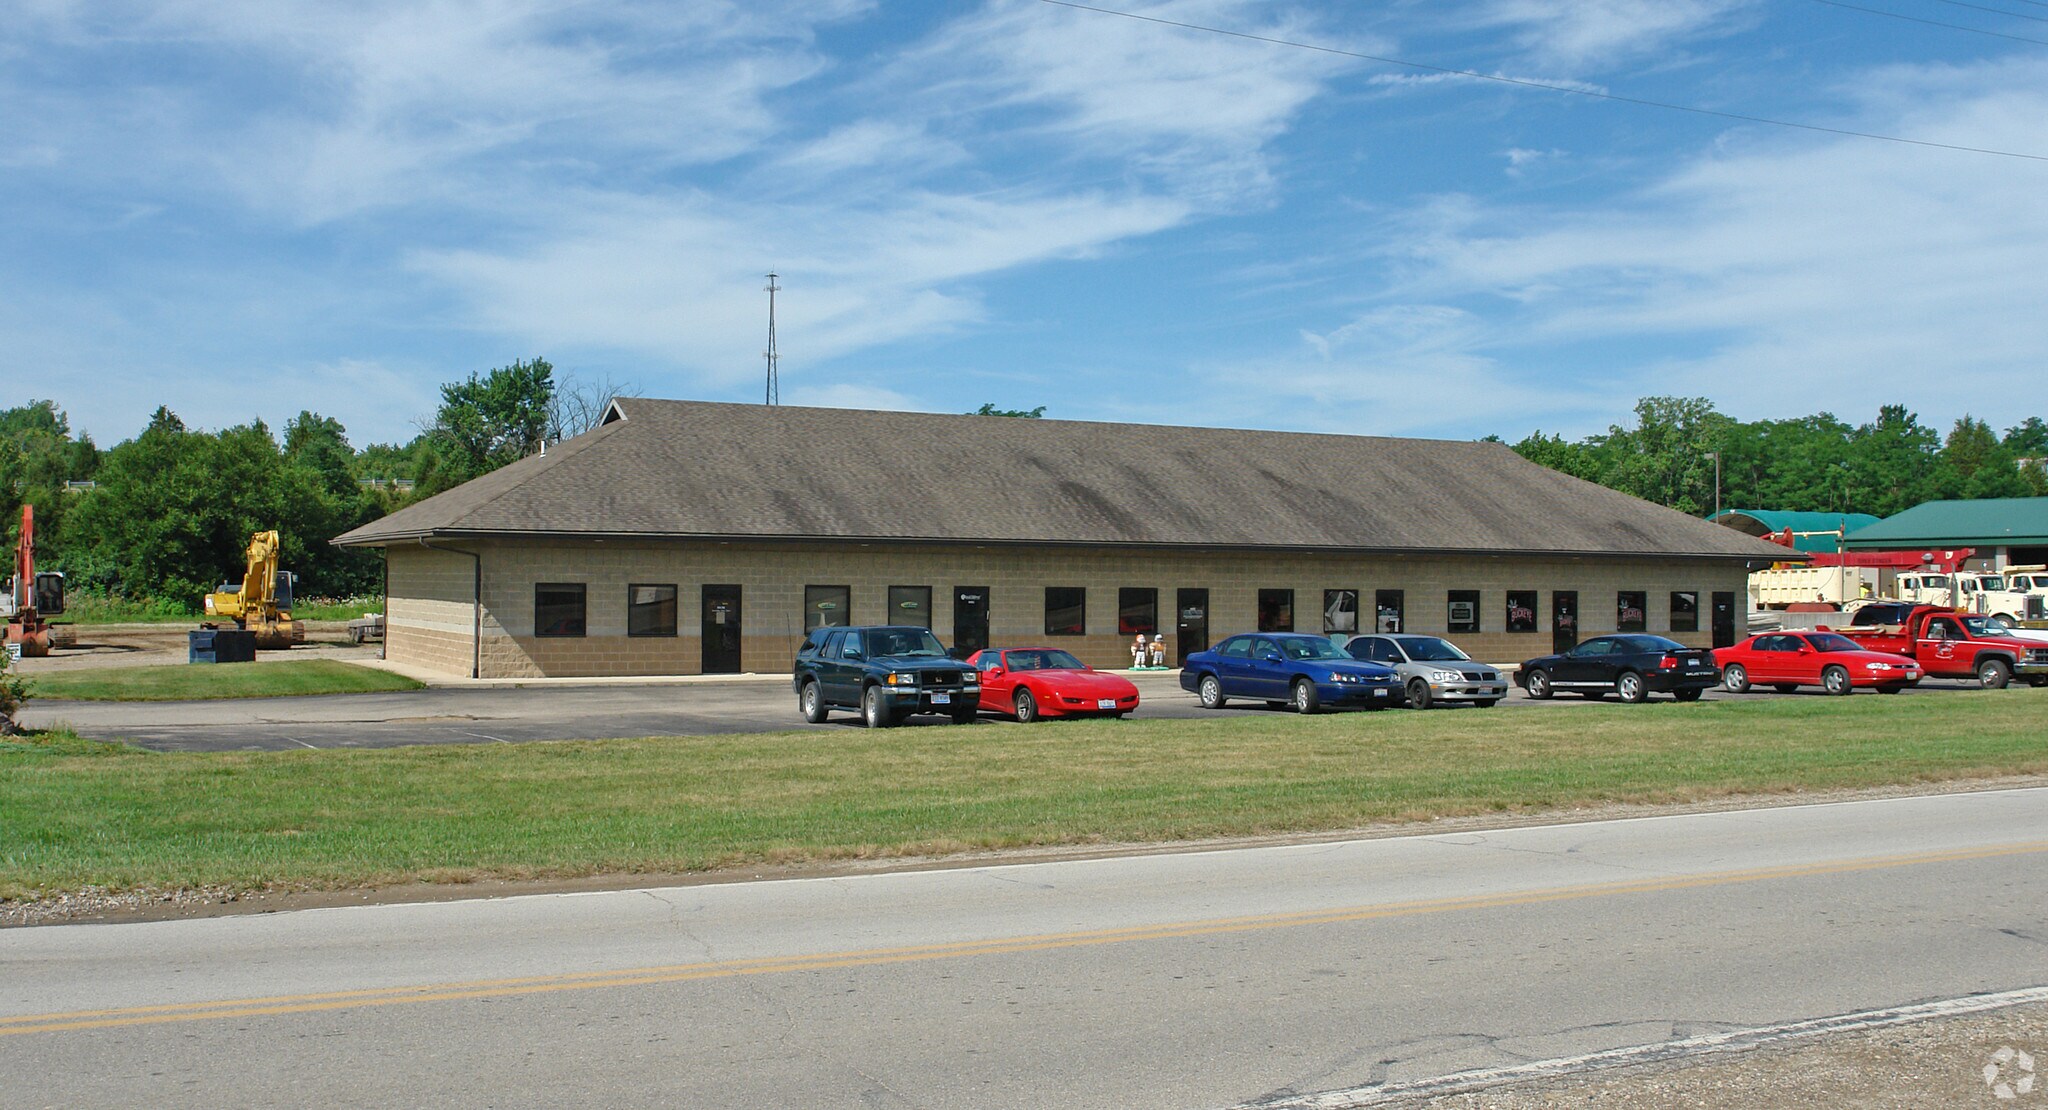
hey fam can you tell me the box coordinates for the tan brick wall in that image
[382,541,1749,678]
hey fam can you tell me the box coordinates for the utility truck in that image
[1831,605,2048,689]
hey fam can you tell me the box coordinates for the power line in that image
[1928,0,2048,24]
[1036,0,2048,163]
[1805,0,2048,44]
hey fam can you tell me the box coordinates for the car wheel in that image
[1292,679,1321,715]
[800,679,829,723]
[1673,688,1703,702]
[1772,684,1798,693]
[1821,665,1852,696]
[1525,669,1553,700]
[1978,657,2012,690]
[1014,688,1040,723]
[1405,679,1433,710]
[862,685,895,729]
[1198,674,1226,709]
[1722,663,1750,693]
[1616,671,1647,703]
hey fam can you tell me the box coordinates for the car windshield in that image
[867,629,949,658]
[1808,633,1862,652]
[1395,637,1469,662]
[1963,616,2015,638]
[1277,637,1348,661]
[1005,649,1086,671]
[1977,577,2006,590]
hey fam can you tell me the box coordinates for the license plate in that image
[929,692,950,705]
[1374,688,1388,697]
[1097,699,1116,709]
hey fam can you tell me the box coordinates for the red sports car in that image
[1715,630,1922,695]
[966,647,1141,722]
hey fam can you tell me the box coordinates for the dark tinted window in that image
[1670,591,1699,633]
[1572,637,1616,656]
[805,585,851,630]
[1257,589,1293,632]
[1617,591,1648,633]
[887,585,932,629]
[1448,590,1480,634]
[1045,587,1086,636]
[627,584,677,637]
[1506,590,1538,633]
[1217,636,1250,658]
[535,583,585,637]
[1119,588,1158,635]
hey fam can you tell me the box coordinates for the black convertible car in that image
[1515,634,1721,703]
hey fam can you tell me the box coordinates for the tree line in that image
[2,358,628,609]
[1497,398,2047,520]
[4,377,2042,610]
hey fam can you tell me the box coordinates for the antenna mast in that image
[763,271,781,406]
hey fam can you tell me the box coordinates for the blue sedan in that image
[1180,632,1403,713]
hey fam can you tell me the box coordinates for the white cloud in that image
[1469,0,1758,69]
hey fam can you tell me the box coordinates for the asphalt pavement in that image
[4,788,2044,1108]
[21,669,1972,752]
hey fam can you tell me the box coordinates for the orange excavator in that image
[3,505,67,657]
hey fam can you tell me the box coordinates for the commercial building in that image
[334,400,1792,678]
[1841,497,2048,571]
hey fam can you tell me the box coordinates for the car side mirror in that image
[1259,649,1283,662]
[986,667,1004,678]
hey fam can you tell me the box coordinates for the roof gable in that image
[335,399,1792,561]
[1842,497,2048,548]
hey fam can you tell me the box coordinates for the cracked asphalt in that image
[4,788,2044,1108]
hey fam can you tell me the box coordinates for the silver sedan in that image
[1344,634,1509,709]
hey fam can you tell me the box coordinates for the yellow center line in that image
[7,839,2045,1037]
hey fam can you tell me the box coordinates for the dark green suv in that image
[793,625,981,728]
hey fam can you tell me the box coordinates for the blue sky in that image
[6,0,2047,448]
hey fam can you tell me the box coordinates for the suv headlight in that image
[885,672,918,686]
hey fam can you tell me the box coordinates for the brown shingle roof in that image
[333,399,1792,561]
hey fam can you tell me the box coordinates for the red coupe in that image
[966,647,1141,722]
[1715,631,1922,695]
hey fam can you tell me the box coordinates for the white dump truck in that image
[1748,565,1880,610]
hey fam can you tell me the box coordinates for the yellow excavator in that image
[203,530,305,649]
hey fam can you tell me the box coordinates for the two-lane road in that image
[5,789,2045,1107]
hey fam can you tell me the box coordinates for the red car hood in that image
[1028,668,1140,697]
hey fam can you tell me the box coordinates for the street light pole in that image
[1707,451,1721,518]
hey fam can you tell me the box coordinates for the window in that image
[887,585,932,629]
[1119,588,1159,635]
[1506,590,1538,633]
[1217,636,1251,658]
[1447,590,1480,634]
[627,584,677,637]
[1045,587,1086,636]
[1670,591,1699,633]
[1617,591,1647,633]
[804,585,851,630]
[1257,589,1294,632]
[534,583,586,637]
[1322,589,1358,635]
[1358,637,1402,665]
[1375,589,1404,634]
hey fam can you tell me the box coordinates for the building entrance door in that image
[1175,588,1209,666]
[1551,590,1579,654]
[952,586,989,658]
[701,585,742,674]
[1711,591,1737,648]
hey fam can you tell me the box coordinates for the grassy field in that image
[26,660,424,702]
[3,689,2045,903]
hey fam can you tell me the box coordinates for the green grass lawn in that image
[58,591,380,624]
[26,660,424,702]
[4,689,2045,903]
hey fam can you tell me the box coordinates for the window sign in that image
[804,585,851,630]
[1618,591,1648,633]
[1447,590,1480,634]
[1506,590,1538,632]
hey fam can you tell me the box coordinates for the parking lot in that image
[23,665,1978,753]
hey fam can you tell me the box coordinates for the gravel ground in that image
[1407,1003,2048,1109]
[9,621,380,673]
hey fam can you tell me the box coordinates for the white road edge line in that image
[1231,984,2048,1109]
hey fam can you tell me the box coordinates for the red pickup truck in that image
[1832,605,2048,689]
